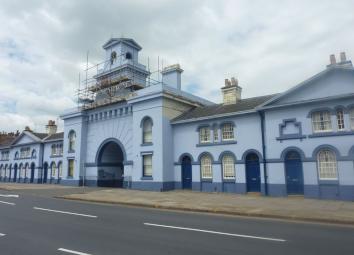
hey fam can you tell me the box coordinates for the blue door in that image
[13,165,17,182]
[246,154,261,192]
[30,164,35,183]
[182,156,192,189]
[285,151,304,195]
[43,164,48,183]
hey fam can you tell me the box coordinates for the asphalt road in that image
[0,189,353,255]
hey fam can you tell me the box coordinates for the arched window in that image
[350,108,354,130]
[68,131,76,151]
[4,165,7,178]
[58,162,63,178]
[201,155,212,179]
[317,149,338,180]
[24,164,28,179]
[142,118,153,144]
[312,111,332,132]
[0,165,3,178]
[51,162,57,178]
[222,155,235,180]
[336,109,345,130]
[221,123,234,141]
[15,151,19,159]
[31,149,36,158]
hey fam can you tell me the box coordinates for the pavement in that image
[1,183,354,225]
[0,187,354,254]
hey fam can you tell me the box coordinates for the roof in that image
[102,38,142,51]
[43,132,64,141]
[31,132,49,140]
[172,94,277,123]
[0,136,16,148]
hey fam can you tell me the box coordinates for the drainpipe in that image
[259,111,268,196]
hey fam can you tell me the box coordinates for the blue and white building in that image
[1,38,354,201]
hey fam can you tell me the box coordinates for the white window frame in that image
[336,109,345,131]
[201,155,213,179]
[222,123,235,141]
[213,127,218,142]
[68,159,74,177]
[142,118,153,144]
[51,162,57,178]
[58,162,63,178]
[222,155,235,180]
[312,111,332,133]
[317,150,338,180]
[143,154,153,177]
[199,127,211,143]
[68,131,76,151]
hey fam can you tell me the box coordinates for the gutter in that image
[259,110,268,196]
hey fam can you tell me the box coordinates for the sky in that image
[0,0,354,132]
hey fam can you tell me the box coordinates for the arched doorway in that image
[97,140,124,187]
[43,162,48,183]
[246,153,261,192]
[13,164,18,182]
[181,156,192,189]
[285,151,304,195]
[30,163,35,183]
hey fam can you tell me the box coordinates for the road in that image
[0,189,353,255]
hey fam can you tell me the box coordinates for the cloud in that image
[0,0,354,132]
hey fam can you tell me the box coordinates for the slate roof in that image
[31,132,49,140]
[172,94,278,123]
[43,132,64,141]
[0,136,16,148]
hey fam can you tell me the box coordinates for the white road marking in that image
[0,194,19,198]
[0,233,6,237]
[144,223,286,242]
[0,200,15,206]
[58,248,92,255]
[33,207,97,218]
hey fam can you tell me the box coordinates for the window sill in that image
[318,179,339,185]
[222,179,236,183]
[140,176,153,180]
[141,142,153,147]
[276,134,306,141]
[201,178,213,183]
[68,150,75,153]
[50,155,63,158]
[308,131,354,138]
[197,141,237,147]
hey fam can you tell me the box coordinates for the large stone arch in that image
[95,138,126,187]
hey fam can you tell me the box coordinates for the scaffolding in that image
[76,51,165,110]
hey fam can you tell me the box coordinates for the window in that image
[222,123,234,141]
[51,162,57,177]
[199,127,210,143]
[312,111,332,132]
[222,155,235,179]
[317,150,338,180]
[24,164,28,178]
[68,159,74,177]
[58,162,63,178]
[336,109,345,131]
[68,131,76,151]
[350,108,354,130]
[1,151,9,161]
[213,127,218,142]
[51,144,57,156]
[143,154,152,177]
[15,152,19,159]
[20,147,30,158]
[31,149,36,158]
[142,118,153,144]
[201,155,212,179]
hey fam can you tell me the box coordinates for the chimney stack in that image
[340,52,347,62]
[221,77,242,105]
[161,64,184,90]
[329,54,336,65]
[46,120,57,135]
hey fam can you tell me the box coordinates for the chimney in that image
[340,52,347,62]
[46,120,57,135]
[221,77,242,105]
[329,54,336,65]
[161,64,184,90]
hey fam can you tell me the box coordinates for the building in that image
[0,38,353,201]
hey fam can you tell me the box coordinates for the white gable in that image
[264,68,354,107]
[11,132,39,146]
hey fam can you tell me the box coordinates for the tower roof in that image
[102,38,142,51]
